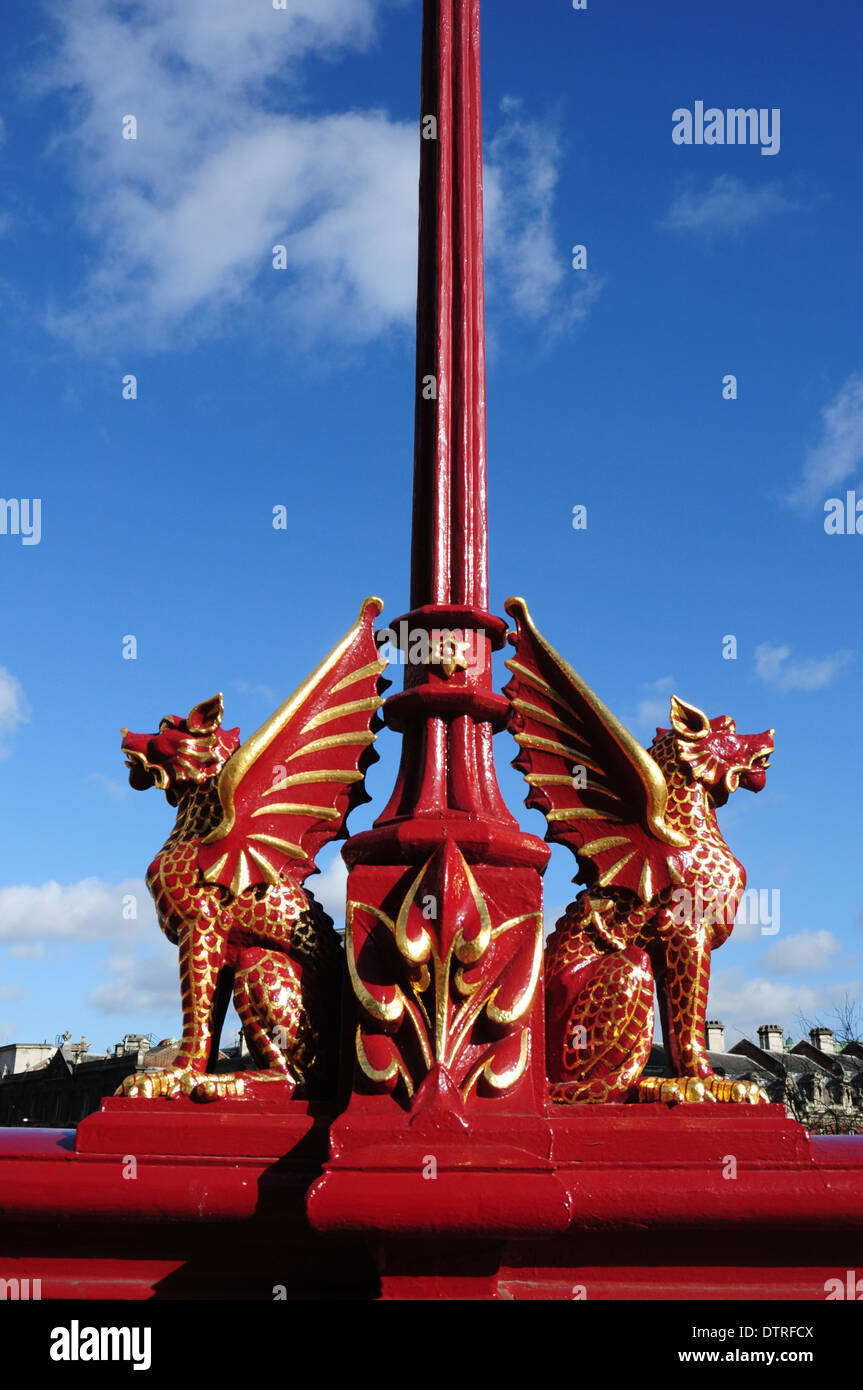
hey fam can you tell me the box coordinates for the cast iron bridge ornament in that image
[2,0,862,1317]
[120,1,774,1129]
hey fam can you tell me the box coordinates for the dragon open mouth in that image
[123,747,169,791]
[738,749,773,793]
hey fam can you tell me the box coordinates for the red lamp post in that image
[306,0,561,1242]
[316,0,553,1139]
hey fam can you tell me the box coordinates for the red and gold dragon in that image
[117,598,388,1102]
[503,598,774,1106]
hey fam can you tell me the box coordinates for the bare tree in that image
[830,994,863,1046]
[796,993,863,1047]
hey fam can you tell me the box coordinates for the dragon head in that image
[121,695,241,806]
[654,695,773,808]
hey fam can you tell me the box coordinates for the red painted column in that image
[308,3,557,1237]
[351,0,544,864]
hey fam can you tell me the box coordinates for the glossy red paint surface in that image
[0,1102,861,1299]
[0,2,861,1304]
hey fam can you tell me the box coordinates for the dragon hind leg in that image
[548,946,655,1104]
[234,947,312,1082]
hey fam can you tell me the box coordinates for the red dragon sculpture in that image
[503,598,774,1105]
[117,598,388,1101]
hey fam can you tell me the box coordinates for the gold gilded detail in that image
[331,659,388,695]
[263,769,364,795]
[355,1027,416,1100]
[204,595,384,846]
[284,733,376,762]
[300,696,383,735]
[506,597,688,850]
[504,659,580,719]
[462,1030,530,1100]
[638,859,654,902]
[598,850,638,887]
[248,834,308,860]
[578,835,630,856]
[250,803,341,821]
[348,849,541,1103]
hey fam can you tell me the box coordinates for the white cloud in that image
[310,854,348,926]
[88,772,131,803]
[754,641,853,693]
[27,0,415,348]
[236,680,277,702]
[47,110,419,350]
[7,942,45,960]
[86,945,178,1019]
[485,99,602,331]
[0,667,29,757]
[708,966,824,1043]
[761,930,843,975]
[626,675,675,738]
[0,878,152,944]
[32,4,586,352]
[660,175,799,238]
[791,373,863,506]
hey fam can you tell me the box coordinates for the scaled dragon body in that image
[118,598,387,1101]
[504,598,774,1105]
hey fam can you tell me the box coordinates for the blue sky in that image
[0,0,861,1055]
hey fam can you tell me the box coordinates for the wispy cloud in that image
[485,98,603,332]
[659,175,799,239]
[0,878,152,945]
[754,642,853,693]
[30,3,586,354]
[0,985,29,1002]
[626,675,676,738]
[86,946,178,1019]
[761,930,843,975]
[309,853,348,928]
[708,966,825,1044]
[0,667,29,758]
[88,772,130,803]
[790,372,863,506]
[236,680,277,702]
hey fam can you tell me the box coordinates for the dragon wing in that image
[198,597,388,896]
[503,598,689,903]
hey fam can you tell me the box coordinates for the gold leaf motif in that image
[347,849,542,1105]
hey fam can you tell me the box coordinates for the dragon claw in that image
[637,1075,769,1105]
[190,1074,246,1101]
[115,1068,246,1101]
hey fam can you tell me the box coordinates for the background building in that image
[2,1021,860,1131]
[646,1022,863,1133]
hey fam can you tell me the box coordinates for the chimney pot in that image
[809,1027,834,1054]
[758,1024,785,1053]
